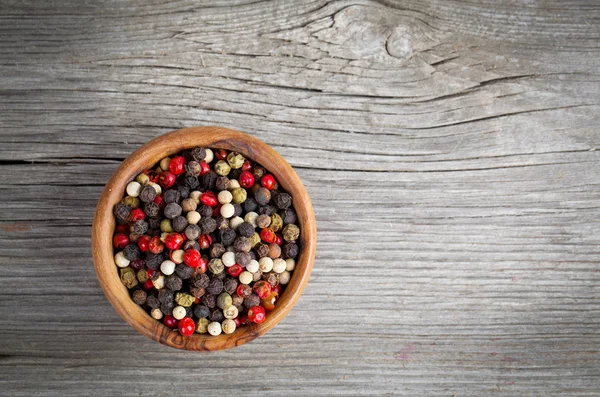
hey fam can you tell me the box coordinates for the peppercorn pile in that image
[112,147,300,336]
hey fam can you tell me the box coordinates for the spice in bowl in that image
[112,147,300,336]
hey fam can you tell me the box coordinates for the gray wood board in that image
[1,0,599,396]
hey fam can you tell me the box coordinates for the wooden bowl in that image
[92,126,316,351]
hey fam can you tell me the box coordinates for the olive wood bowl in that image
[92,126,316,351]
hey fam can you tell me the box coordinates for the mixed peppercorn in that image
[113,147,300,336]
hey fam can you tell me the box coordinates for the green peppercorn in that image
[120,267,138,289]
[231,187,247,204]
[137,269,149,283]
[226,152,245,169]
[217,292,232,310]
[249,232,261,248]
[214,160,231,176]
[208,258,224,275]
[268,213,283,232]
[160,219,174,233]
[121,196,140,208]
[196,318,210,333]
[175,292,195,307]
[282,224,300,242]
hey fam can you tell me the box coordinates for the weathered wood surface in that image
[1,0,599,395]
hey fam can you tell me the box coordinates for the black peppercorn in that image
[255,243,269,258]
[184,224,201,241]
[244,197,259,212]
[215,270,227,280]
[248,251,257,261]
[184,176,199,189]
[238,222,254,238]
[144,202,160,218]
[190,286,206,299]
[253,165,266,179]
[146,295,160,308]
[123,244,141,260]
[258,205,276,216]
[199,217,217,234]
[157,289,174,304]
[147,216,161,230]
[182,240,200,251]
[165,275,183,291]
[202,294,216,309]
[160,300,175,315]
[282,242,299,259]
[263,272,279,288]
[207,278,223,295]
[210,310,225,323]
[197,205,213,218]
[192,147,206,162]
[172,216,188,232]
[164,189,181,204]
[244,293,260,309]
[210,243,226,258]
[224,278,238,295]
[280,208,297,225]
[185,161,201,177]
[215,216,229,230]
[178,185,190,199]
[232,203,243,217]
[193,305,210,318]
[113,203,131,222]
[185,307,193,318]
[145,252,164,270]
[174,263,194,280]
[215,176,230,191]
[132,220,149,235]
[203,171,218,190]
[233,237,251,253]
[164,203,182,219]
[132,289,147,305]
[220,228,236,246]
[229,168,242,180]
[191,273,209,289]
[255,188,271,205]
[139,185,157,203]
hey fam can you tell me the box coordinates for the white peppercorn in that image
[181,198,197,213]
[151,308,163,320]
[279,270,291,285]
[239,271,253,285]
[171,250,185,264]
[228,179,240,189]
[222,319,236,334]
[272,258,286,274]
[160,260,176,276]
[148,182,162,195]
[136,173,150,185]
[222,252,236,267]
[204,148,214,163]
[159,157,171,171]
[186,211,201,225]
[244,211,259,227]
[207,321,222,336]
[246,260,259,273]
[218,190,233,204]
[172,305,186,320]
[229,216,244,230]
[189,190,201,203]
[126,181,142,197]
[114,251,130,268]
[223,305,238,320]
[259,257,274,272]
[151,273,165,289]
[220,203,235,218]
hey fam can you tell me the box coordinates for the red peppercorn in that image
[261,174,276,190]
[199,234,212,250]
[144,170,159,183]
[163,315,178,328]
[227,264,243,277]
[159,171,176,188]
[130,258,145,270]
[200,191,218,207]
[196,255,209,274]
[149,236,164,254]
[236,284,252,298]
[183,249,201,268]
[233,316,243,327]
[154,195,166,209]
[272,284,282,295]
[239,171,255,189]
[129,208,146,222]
[238,315,249,326]
[115,224,130,234]
[260,228,276,244]
[143,279,155,291]
[165,233,184,250]
[212,204,222,217]
[113,233,130,249]
[253,280,272,299]
[261,291,279,311]
[137,235,151,252]
[242,160,253,172]
[146,268,155,278]
[275,234,283,246]
[178,317,196,336]
[200,161,210,175]
[169,156,186,175]
[247,306,266,324]
[215,149,228,160]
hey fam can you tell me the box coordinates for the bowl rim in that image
[92,126,316,351]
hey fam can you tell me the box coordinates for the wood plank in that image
[0,0,599,395]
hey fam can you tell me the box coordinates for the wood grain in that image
[0,0,599,395]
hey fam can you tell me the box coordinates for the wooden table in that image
[1,1,598,395]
